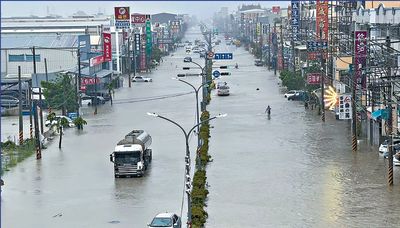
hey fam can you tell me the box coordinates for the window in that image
[8,54,25,62]
[8,54,41,62]
[25,54,41,62]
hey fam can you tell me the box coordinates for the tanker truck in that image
[109,130,153,177]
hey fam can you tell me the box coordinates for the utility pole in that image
[320,27,325,122]
[386,35,394,186]
[18,66,24,145]
[33,100,41,159]
[94,74,98,115]
[268,24,271,70]
[76,49,81,117]
[274,21,277,76]
[39,88,44,134]
[280,23,284,71]
[44,58,48,82]
[28,79,33,139]
[128,32,132,88]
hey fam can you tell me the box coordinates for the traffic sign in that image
[207,51,214,59]
[213,70,221,78]
[214,53,233,60]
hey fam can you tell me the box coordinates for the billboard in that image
[131,14,150,25]
[146,20,152,55]
[78,35,90,61]
[114,7,130,29]
[103,32,112,62]
[316,0,328,40]
[307,73,321,84]
[354,31,368,90]
[291,1,300,41]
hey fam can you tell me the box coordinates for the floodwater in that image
[2,26,400,228]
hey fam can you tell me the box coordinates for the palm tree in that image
[106,81,115,106]
[73,116,87,130]
[57,117,70,149]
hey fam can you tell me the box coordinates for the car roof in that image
[154,213,175,218]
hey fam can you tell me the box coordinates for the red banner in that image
[103,32,112,62]
[316,0,328,40]
[81,77,100,86]
[307,73,321,84]
[114,7,130,20]
[90,55,104,67]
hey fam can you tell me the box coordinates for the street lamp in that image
[172,77,211,168]
[184,60,208,111]
[146,112,227,227]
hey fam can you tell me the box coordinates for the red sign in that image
[90,55,104,67]
[272,6,280,14]
[103,32,112,62]
[307,73,321,84]
[308,51,328,60]
[114,7,130,20]
[316,0,328,40]
[131,14,147,24]
[81,77,100,86]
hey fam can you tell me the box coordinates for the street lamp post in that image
[173,78,210,169]
[185,60,207,111]
[147,112,227,228]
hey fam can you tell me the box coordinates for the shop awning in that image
[372,109,389,120]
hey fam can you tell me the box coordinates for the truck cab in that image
[110,130,152,178]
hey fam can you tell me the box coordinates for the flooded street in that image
[2,27,400,228]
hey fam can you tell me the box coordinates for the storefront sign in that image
[103,32,112,61]
[272,6,280,14]
[307,73,321,84]
[134,33,141,53]
[78,35,90,61]
[131,14,150,25]
[354,31,368,90]
[338,94,352,120]
[146,20,152,55]
[291,1,300,41]
[90,55,104,67]
[114,7,130,29]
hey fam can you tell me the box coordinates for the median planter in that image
[1,139,35,175]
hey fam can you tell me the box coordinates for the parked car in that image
[254,60,263,66]
[45,115,75,128]
[217,85,230,96]
[132,76,153,82]
[216,81,228,89]
[184,57,192,62]
[284,90,298,98]
[86,91,111,101]
[379,139,400,153]
[383,144,400,158]
[394,152,400,166]
[1,95,19,108]
[148,213,181,228]
[288,91,305,101]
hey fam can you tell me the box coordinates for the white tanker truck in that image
[110,130,152,177]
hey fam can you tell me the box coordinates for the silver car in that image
[148,213,181,228]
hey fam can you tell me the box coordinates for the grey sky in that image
[1,1,290,19]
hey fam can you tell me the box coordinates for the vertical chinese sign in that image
[103,29,112,62]
[354,31,368,90]
[291,0,300,42]
[146,18,152,56]
[114,7,130,29]
[316,0,328,59]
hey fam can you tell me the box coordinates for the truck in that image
[109,130,153,177]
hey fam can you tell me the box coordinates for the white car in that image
[379,139,400,153]
[132,76,153,82]
[284,90,299,98]
[148,213,181,228]
[45,115,75,128]
[217,85,230,96]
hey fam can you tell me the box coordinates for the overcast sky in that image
[1,1,290,19]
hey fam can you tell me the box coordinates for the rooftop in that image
[1,33,79,49]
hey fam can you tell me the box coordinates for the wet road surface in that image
[2,26,400,228]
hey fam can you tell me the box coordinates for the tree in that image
[57,117,70,149]
[73,116,87,130]
[41,73,77,115]
[105,79,116,106]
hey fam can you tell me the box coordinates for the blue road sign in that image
[213,70,221,78]
[214,53,233,60]
[68,112,78,120]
